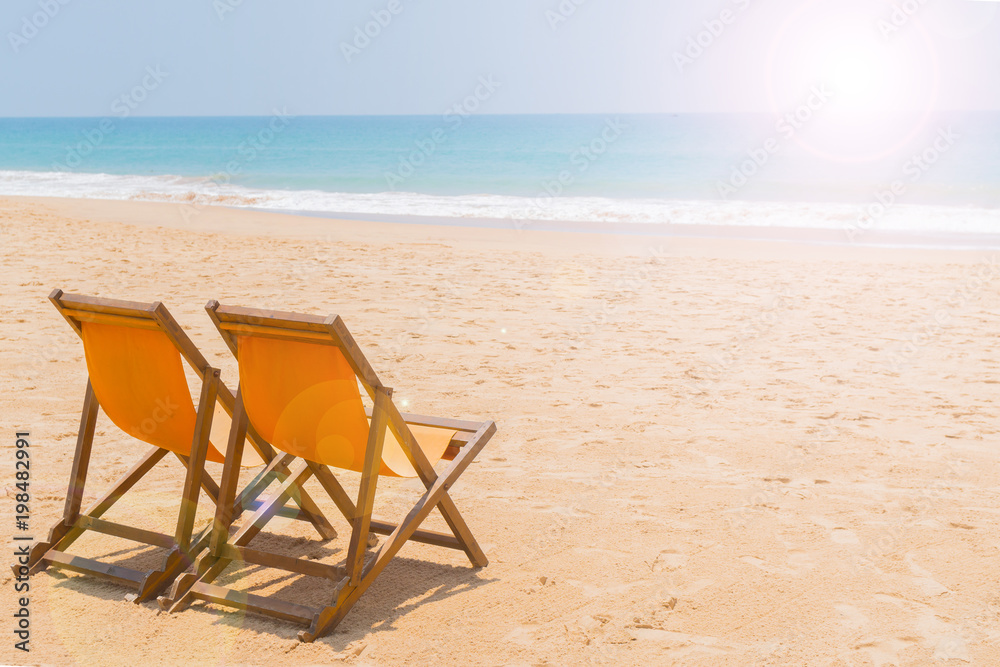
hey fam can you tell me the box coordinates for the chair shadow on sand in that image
[48,530,494,646]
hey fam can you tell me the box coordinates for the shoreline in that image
[275,206,1000,251]
[2,195,998,265]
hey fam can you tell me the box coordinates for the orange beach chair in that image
[24,291,337,602]
[158,301,496,641]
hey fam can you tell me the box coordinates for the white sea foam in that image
[2,169,999,236]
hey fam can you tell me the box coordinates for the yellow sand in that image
[1,196,998,665]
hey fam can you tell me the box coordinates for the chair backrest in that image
[207,301,452,477]
[51,290,224,463]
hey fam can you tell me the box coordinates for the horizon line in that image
[2,108,999,120]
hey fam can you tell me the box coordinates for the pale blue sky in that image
[2,0,998,117]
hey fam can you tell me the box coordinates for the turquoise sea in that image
[0,112,998,234]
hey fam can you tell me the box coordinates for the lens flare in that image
[822,45,886,109]
[765,0,941,163]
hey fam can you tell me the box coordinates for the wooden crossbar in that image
[378,409,485,434]
[43,551,147,587]
[217,322,337,345]
[187,581,316,625]
[77,517,176,549]
[211,304,329,331]
[217,545,348,581]
[367,521,463,550]
[61,309,163,331]
[58,293,157,317]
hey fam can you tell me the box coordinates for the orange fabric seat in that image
[80,322,225,463]
[236,334,454,477]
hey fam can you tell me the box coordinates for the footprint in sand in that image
[810,515,860,545]
[630,629,733,658]
[834,603,871,631]
[870,595,968,661]
[739,555,797,576]
[830,528,860,545]
[786,548,817,573]
[652,549,688,573]
[851,637,917,666]
[565,614,611,646]
[915,612,970,662]
[904,553,950,597]
[504,624,540,647]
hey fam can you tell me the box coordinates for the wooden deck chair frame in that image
[21,290,338,603]
[158,302,496,642]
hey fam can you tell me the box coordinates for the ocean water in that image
[0,113,999,235]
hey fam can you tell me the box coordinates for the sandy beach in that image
[2,195,999,665]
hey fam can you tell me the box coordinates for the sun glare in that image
[765,0,940,162]
[823,46,885,108]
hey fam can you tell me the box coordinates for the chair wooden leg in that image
[159,461,315,612]
[307,462,358,523]
[64,380,100,526]
[136,549,191,602]
[25,446,169,577]
[210,387,249,557]
[284,477,338,541]
[386,403,494,568]
[158,386,250,612]
[176,369,219,553]
[28,448,187,601]
[436,494,489,567]
[162,419,495,641]
[222,388,337,541]
[233,452,296,514]
[18,381,102,577]
[173,453,220,505]
[243,454,338,540]
[206,388,333,556]
[346,389,389,585]
[128,370,221,604]
[230,462,315,550]
[298,421,495,642]
[160,389,310,612]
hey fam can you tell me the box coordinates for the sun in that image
[822,45,887,110]
[765,0,940,161]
